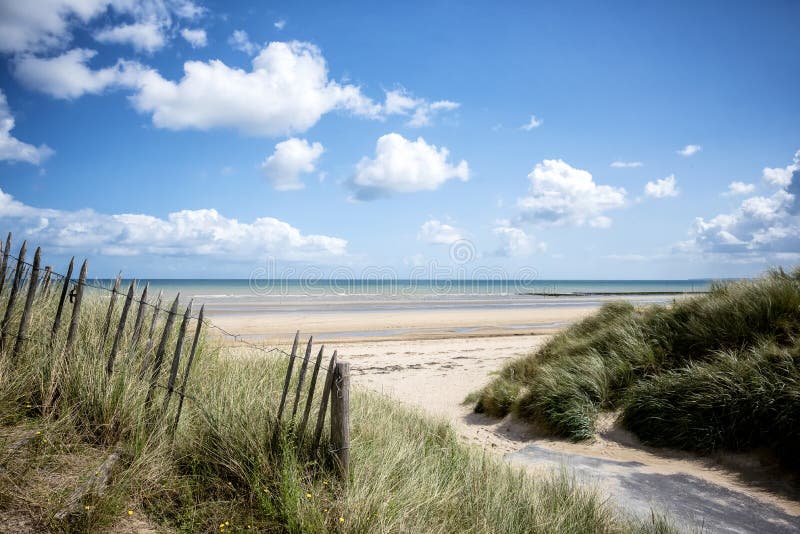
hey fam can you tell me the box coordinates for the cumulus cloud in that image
[0,0,203,54]
[762,150,799,187]
[690,150,799,258]
[724,181,756,196]
[128,41,382,136]
[493,222,542,257]
[0,186,347,259]
[180,28,207,48]
[644,174,679,198]
[94,21,166,52]
[261,138,324,191]
[520,115,542,131]
[418,219,462,245]
[350,133,469,200]
[383,88,459,127]
[677,144,701,157]
[0,89,54,165]
[13,48,140,99]
[610,161,643,168]
[516,159,626,227]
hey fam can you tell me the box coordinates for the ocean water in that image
[86,279,714,315]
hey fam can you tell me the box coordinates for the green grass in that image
[472,267,800,462]
[0,282,676,532]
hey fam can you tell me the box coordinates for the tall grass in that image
[472,268,800,462]
[0,282,675,532]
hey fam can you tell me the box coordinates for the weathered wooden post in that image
[97,272,122,354]
[106,280,136,375]
[172,305,204,435]
[298,345,324,439]
[41,266,52,296]
[291,336,313,419]
[11,247,40,360]
[50,257,74,346]
[161,300,193,413]
[330,361,350,480]
[0,232,11,296]
[139,290,163,379]
[127,282,149,358]
[312,351,337,451]
[275,331,300,425]
[145,294,180,409]
[0,240,27,351]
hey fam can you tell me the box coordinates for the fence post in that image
[172,305,204,436]
[0,232,11,297]
[0,240,27,352]
[106,280,136,376]
[145,294,180,409]
[291,336,313,420]
[312,350,337,451]
[162,300,193,413]
[298,345,324,439]
[127,282,149,358]
[50,257,74,346]
[11,247,40,360]
[330,361,350,480]
[276,331,300,425]
[139,290,163,379]
[41,266,52,296]
[97,272,122,354]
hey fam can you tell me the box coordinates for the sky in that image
[0,0,798,280]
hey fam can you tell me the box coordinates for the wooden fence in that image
[0,232,351,480]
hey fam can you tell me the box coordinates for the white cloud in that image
[261,138,324,191]
[180,28,207,48]
[418,219,462,245]
[677,144,701,157]
[383,88,459,127]
[0,89,54,165]
[94,21,166,52]
[351,133,469,200]
[520,115,542,131]
[129,41,382,136]
[493,223,542,257]
[0,0,203,54]
[762,150,799,187]
[690,150,799,257]
[228,29,257,54]
[610,161,643,168]
[0,186,347,260]
[516,159,626,227]
[274,19,286,30]
[13,48,137,99]
[724,181,756,196]
[644,174,679,198]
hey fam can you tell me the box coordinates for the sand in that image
[211,305,800,518]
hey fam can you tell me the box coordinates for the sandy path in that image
[341,334,800,522]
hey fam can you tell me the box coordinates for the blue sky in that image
[0,0,798,279]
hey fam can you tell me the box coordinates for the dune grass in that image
[472,267,800,463]
[0,283,676,532]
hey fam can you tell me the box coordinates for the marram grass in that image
[0,284,676,532]
[472,267,800,465]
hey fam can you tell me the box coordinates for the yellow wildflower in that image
[306,493,312,499]
[127,510,134,515]
[339,516,345,523]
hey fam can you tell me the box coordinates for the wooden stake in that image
[41,266,52,296]
[106,280,135,376]
[127,282,149,359]
[138,290,163,379]
[275,331,300,424]
[0,232,11,297]
[0,240,27,351]
[330,361,350,479]
[312,350,337,452]
[172,305,204,435]
[299,345,324,439]
[97,272,122,354]
[50,257,74,346]
[63,260,88,358]
[11,247,40,360]
[54,449,121,521]
[291,336,313,420]
[145,294,179,409]
[161,300,192,413]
